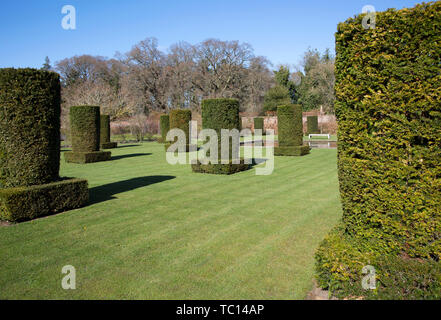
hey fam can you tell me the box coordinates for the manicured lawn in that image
[0,142,342,299]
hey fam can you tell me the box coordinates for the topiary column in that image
[158,114,170,143]
[307,115,319,134]
[315,1,441,299]
[165,109,194,152]
[0,68,88,222]
[192,98,249,174]
[100,115,117,149]
[65,106,111,163]
[274,104,310,156]
[253,117,265,135]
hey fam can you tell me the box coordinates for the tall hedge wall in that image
[254,117,264,133]
[70,106,101,153]
[169,109,191,144]
[160,114,170,142]
[0,68,60,188]
[307,116,319,134]
[100,115,111,144]
[315,1,441,298]
[277,104,303,147]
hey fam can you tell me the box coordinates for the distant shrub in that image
[159,114,170,143]
[277,104,303,147]
[306,116,319,134]
[193,99,249,174]
[169,109,191,144]
[263,86,291,113]
[70,106,101,152]
[100,115,111,144]
[315,1,441,299]
[0,68,61,188]
[253,117,264,134]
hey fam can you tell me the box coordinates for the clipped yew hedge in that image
[275,104,309,156]
[254,117,264,134]
[159,114,170,143]
[193,98,249,174]
[100,115,117,149]
[315,1,441,299]
[70,106,101,152]
[0,68,89,222]
[307,116,319,134]
[0,68,61,188]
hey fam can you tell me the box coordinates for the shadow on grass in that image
[89,175,176,205]
[116,144,141,148]
[111,153,152,160]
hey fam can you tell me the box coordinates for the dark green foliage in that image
[0,178,88,222]
[169,109,192,144]
[263,86,291,113]
[201,99,240,135]
[101,142,118,149]
[64,151,111,164]
[254,117,264,134]
[100,115,111,144]
[315,226,441,300]
[191,160,250,175]
[70,106,101,153]
[194,99,245,174]
[159,114,170,143]
[0,68,61,188]
[274,146,310,156]
[315,2,441,299]
[277,104,303,147]
[307,116,319,134]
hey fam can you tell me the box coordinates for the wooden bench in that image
[308,134,330,140]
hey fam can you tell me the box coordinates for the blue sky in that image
[0,0,424,69]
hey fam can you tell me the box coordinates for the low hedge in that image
[315,225,441,300]
[70,106,101,153]
[159,114,170,144]
[306,116,319,134]
[101,142,118,149]
[254,117,264,134]
[274,146,310,156]
[64,151,111,164]
[0,178,89,222]
[191,160,250,175]
[0,68,61,188]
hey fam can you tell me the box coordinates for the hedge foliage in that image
[191,160,250,175]
[315,1,441,299]
[64,151,111,164]
[70,106,101,152]
[277,104,303,147]
[159,114,170,143]
[0,68,61,188]
[100,115,111,144]
[254,117,264,134]
[0,178,89,222]
[201,99,240,135]
[169,109,191,144]
[306,116,319,134]
[274,146,310,156]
